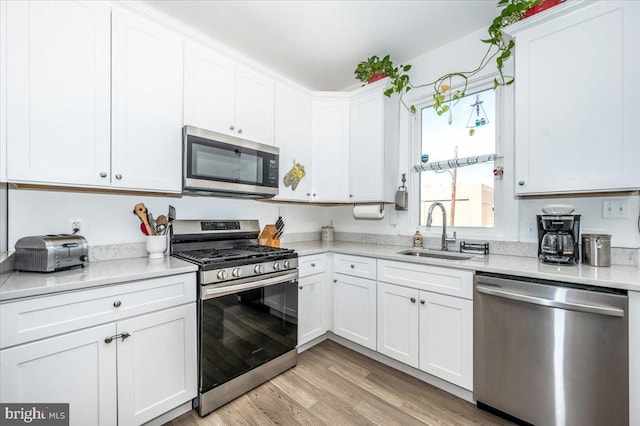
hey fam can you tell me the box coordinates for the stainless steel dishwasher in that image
[474,272,628,426]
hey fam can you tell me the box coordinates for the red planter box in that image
[368,73,388,84]
[524,0,563,18]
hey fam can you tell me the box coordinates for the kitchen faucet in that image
[426,202,457,251]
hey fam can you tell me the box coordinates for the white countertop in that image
[0,256,198,302]
[285,241,640,292]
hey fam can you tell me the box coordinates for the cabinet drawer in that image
[0,273,196,348]
[334,254,376,280]
[377,260,473,299]
[299,254,327,278]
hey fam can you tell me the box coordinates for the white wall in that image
[328,28,640,249]
[7,188,327,249]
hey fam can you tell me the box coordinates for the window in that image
[414,82,513,239]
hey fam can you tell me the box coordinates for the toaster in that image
[14,234,89,272]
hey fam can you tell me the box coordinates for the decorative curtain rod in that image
[413,154,501,172]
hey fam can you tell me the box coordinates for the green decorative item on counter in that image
[283,161,306,191]
[353,0,544,118]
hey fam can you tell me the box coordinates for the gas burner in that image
[170,219,298,285]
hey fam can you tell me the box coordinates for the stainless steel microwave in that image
[183,126,279,198]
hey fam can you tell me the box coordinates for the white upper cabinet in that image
[349,85,400,202]
[184,42,275,145]
[310,97,350,202]
[184,43,235,139]
[508,1,640,195]
[5,0,111,187]
[274,83,312,201]
[111,9,183,192]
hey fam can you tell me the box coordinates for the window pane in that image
[420,88,495,228]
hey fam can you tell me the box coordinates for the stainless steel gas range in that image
[170,220,298,417]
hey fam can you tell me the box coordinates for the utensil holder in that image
[146,235,167,259]
[258,225,280,247]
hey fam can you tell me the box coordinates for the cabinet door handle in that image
[311,263,316,267]
[518,180,525,186]
[113,300,122,308]
[410,297,416,303]
[299,286,303,290]
[229,125,235,131]
[350,264,355,268]
[307,193,311,196]
[115,174,122,180]
[105,332,131,344]
[349,194,353,198]
[100,172,107,178]
[420,300,425,304]
[333,279,337,283]
[237,128,243,134]
[313,193,317,197]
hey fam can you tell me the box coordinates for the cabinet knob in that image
[237,128,243,134]
[100,172,107,178]
[410,297,416,303]
[311,263,316,267]
[420,300,425,305]
[229,125,235,131]
[115,174,122,180]
[120,332,130,341]
[350,264,355,268]
[349,194,353,198]
[299,286,303,290]
[518,180,525,186]
[113,300,122,308]
[333,279,337,283]
[307,193,311,196]
[105,336,113,344]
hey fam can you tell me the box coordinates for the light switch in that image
[603,200,626,219]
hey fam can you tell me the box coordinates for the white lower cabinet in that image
[377,282,419,367]
[0,323,118,426]
[117,304,197,425]
[418,291,472,390]
[298,274,328,345]
[298,254,329,346]
[377,260,473,391]
[0,273,197,426]
[333,273,377,350]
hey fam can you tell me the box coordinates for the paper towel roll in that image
[353,204,385,220]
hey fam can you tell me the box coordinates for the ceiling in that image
[142,1,498,91]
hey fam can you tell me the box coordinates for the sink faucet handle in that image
[446,231,457,242]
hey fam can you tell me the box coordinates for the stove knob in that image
[273,262,281,270]
[216,270,228,280]
[283,261,290,269]
[254,265,264,274]
[232,268,242,278]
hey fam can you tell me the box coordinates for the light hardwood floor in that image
[167,340,513,426]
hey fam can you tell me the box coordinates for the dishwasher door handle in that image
[475,285,625,317]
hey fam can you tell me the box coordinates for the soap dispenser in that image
[412,229,423,248]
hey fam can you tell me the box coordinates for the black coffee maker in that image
[537,214,580,265]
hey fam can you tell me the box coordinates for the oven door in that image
[183,126,279,197]
[198,271,298,395]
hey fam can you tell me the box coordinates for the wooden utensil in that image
[133,203,153,236]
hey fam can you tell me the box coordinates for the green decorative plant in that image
[354,0,544,116]
[354,55,413,109]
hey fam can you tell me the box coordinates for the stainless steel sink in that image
[397,249,473,260]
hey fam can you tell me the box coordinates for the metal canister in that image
[582,234,611,267]
[321,226,334,242]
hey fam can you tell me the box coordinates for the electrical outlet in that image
[70,219,82,234]
[603,200,626,219]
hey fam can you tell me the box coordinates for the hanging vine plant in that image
[353,0,545,116]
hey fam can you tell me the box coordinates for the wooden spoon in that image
[133,203,153,236]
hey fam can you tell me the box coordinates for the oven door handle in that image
[201,271,299,300]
